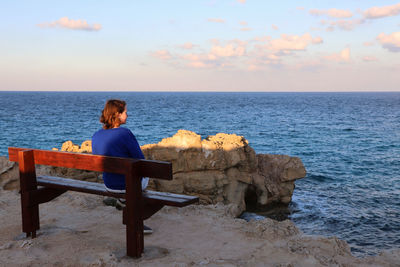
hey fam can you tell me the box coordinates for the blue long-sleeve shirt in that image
[92,127,144,190]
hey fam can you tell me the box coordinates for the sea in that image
[0,91,399,256]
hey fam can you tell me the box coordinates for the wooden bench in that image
[8,147,199,258]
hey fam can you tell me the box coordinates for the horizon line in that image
[1,90,400,93]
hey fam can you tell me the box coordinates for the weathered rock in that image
[142,130,306,215]
[60,140,92,153]
[142,130,257,174]
[79,140,92,153]
[0,156,19,190]
[61,141,80,152]
[251,154,307,205]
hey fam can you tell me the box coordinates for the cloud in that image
[239,21,248,26]
[181,53,216,69]
[272,24,279,30]
[324,47,351,62]
[179,40,248,69]
[237,0,246,4]
[208,18,225,23]
[308,3,400,32]
[153,33,322,71]
[363,41,374,47]
[363,56,378,62]
[181,42,194,50]
[364,3,400,19]
[312,36,323,44]
[377,32,400,52]
[152,50,173,60]
[210,42,246,57]
[309,8,353,18]
[320,18,364,31]
[182,53,210,68]
[37,17,101,31]
[246,33,322,70]
[188,61,208,68]
[296,7,305,11]
[269,33,322,51]
[240,27,252,32]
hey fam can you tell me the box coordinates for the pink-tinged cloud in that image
[272,24,279,30]
[208,18,225,23]
[324,48,351,62]
[37,17,101,31]
[269,33,320,51]
[321,18,364,31]
[182,54,201,61]
[363,56,378,62]
[238,0,246,4]
[377,32,400,52]
[181,53,213,69]
[332,19,364,31]
[296,7,305,11]
[210,43,246,57]
[152,50,172,60]
[178,40,248,69]
[309,8,353,18]
[188,61,208,68]
[363,42,374,47]
[364,3,400,19]
[181,42,194,50]
[312,36,323,44]
[239,21,248,26]
[240,27,252,32]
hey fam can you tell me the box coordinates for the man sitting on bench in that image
[92,99,152,234]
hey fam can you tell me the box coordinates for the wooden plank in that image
[37,176,125,198]
[37,176,198,207]
[9,147,133,174]
[143,191,199,207]
[9,147,173,180]
[145,190,199,201]
[140,160,172,180]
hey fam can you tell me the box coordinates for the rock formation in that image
[141,130,306,216]
[53,140,92,153]
[0,130,306,216]
[0,156,18,190]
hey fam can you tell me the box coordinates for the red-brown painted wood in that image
[18,150,40,238]
[9,147,172,180]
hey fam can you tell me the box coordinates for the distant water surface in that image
[1,91,399,256]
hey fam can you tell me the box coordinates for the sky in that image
[1,0,400,92]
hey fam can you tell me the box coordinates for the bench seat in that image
[37,175,198,207]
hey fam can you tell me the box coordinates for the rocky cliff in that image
[141,130,306,216]
[0,130,306,216]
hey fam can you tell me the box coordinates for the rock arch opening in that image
[244,184,258,212]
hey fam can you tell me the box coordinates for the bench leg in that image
[21,198,39,238]
[18,150,40,238]
[125,164,144,258]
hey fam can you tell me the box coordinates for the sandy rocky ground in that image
[1,189,400,267]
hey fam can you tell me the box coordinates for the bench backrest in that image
[8,147,172,180]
